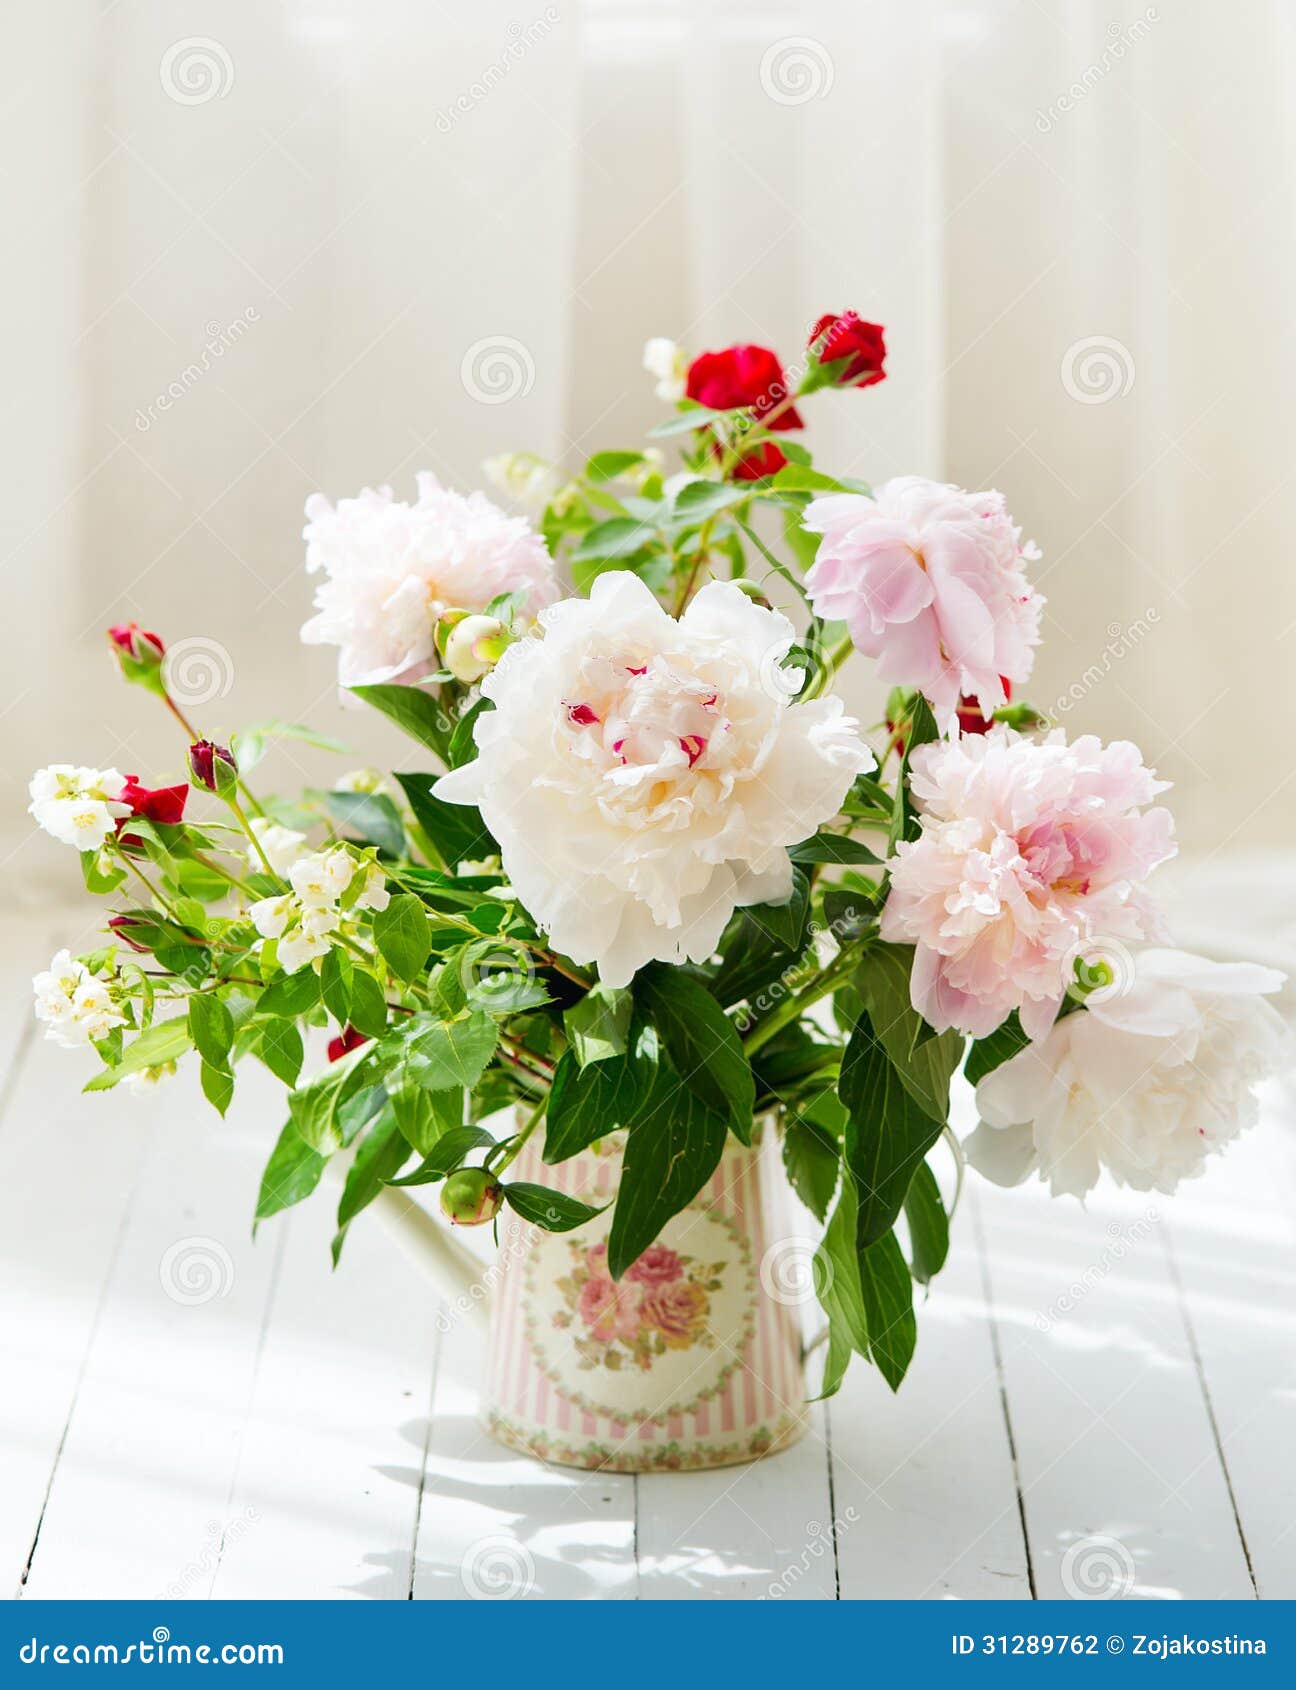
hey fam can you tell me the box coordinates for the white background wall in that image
[6,0,1295,900]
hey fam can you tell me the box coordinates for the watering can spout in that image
[372,1186,489,1327]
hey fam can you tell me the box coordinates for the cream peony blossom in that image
[433,573,874,987]
[802,477,1044,729]
[967,949,1293,1198]
[29,765,131,850]
[881,726,1176,1039]
[300,473,558,688]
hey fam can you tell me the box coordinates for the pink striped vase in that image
[481,1124,810,1473]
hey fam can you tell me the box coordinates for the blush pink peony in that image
[880,726,1176,1040]
[300,473,558,688]
[802,476,1044,728]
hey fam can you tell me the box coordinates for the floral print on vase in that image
[555,1240,723,1371]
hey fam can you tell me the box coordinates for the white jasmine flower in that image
[434,573,874,987]
[967,948,1293,1198]
[32,950,126,1048]
[29,765,131,850]
[301,474,558,688]
[278,926,333,975]
[334,769,390,798]
[124,1060,177,1094]
[250,895,294,941]
[247,817,308,876]
[643,338,688,403]
[483,452,558,510]
[289,849,353,908]
[299,904,340,940]
[353,862,391,913]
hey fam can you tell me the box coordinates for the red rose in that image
[956,679,1011,737]
[327,1026,369,1062]
[686,345,804,430]
[729,440,790,482]
[120,775,188,825]
[808,312,887,389]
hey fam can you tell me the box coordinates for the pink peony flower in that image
[880,727,1176,1040]
[802,477,1044,729]
[624,1244,683,1286]
[577,1273,643,1344]
[300,474,558,688]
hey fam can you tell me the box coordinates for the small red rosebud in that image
[327,1026,369,1063]
[440,1167,504,1227]
[108,622,165,662]
[188,740,238,797]
[726,439,790,482]
[108,913,155,953]
[806,312,887,389]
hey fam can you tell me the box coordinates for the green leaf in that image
[889,693,940,850]
[373,893,432,983]
[391,1079,461,1156]
[733,518,811,610]
[571,517,659,563]
[704,874,811,1009]
[670,479,748,525]
[585,449,648,482]
[402,1012,498,1091]
[607,1071,728,1280]
[347,969,390,1040]
[563,986,632,1069]
[258,1019,304,1088]
[647,403,730,438]
[81,849,126,895]
[903,1161,949,1285]
[964,1012,1030,1086]
[257,970,322,1019]
[200,1060,234,1118]
[187,994,234,1072]
[857,1230,917,1391]
[337,1110,412,1231]
[782,1113,841,1223]
[854,943,962,1123]
[256,1120,329,1219]
[350,684,453,762]
[288,1060,376,1153]
[770,464,863,495]
[740,867,809,952]
[789,831,881,866]
[320,949,354,1023]
[394,771,497,868]
[447,697,491,770]
[389,1124,495,1184]
[543,1029,657,1164]
[83,1018,192,1091]
[503,1184,608,1233]
[637,965,755,1141]
[233,718,347,774]
[814,1178,870,1379]
[326,790,406,856]
[839,1009,945,1249]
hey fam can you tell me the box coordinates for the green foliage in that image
[854,943,963,1123]
[964,1012,1030,1085]
[838,1009,945,1250]
[503,1184,607,1232]
[373,893,432,982]
[606,1071,728,1280]
[636,965,755,1142]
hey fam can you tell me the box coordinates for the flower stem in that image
[488,1093,549,1175]
[228,796,277,878]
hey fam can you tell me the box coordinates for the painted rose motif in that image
[554,1237,723,1372]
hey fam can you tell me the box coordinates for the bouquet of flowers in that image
[31,312,1290,1395]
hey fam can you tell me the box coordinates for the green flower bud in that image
[440,1167,503,1227]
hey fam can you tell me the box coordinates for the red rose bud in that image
[727,439,789,482]
[120,775,188,825]
[188,740,238,797]
[956,680,1011,737]
[108,913,155,953]
[686,345,804,430]
[440,1167,504,1227]
[806,312,887,390]
[107,623,167,696]
[327,1026,369,1063]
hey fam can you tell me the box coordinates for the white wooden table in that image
[3,911,1293,1601]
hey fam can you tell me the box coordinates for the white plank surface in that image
[3,905,1293,1600]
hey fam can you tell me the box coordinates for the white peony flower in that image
[247,817,308,876]
[29,765,131,850]
[433,573,875,987]
[33,949,126,1048]
[301,473,559,688]
[643,338,688,403]
[966,948,1293,1198]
